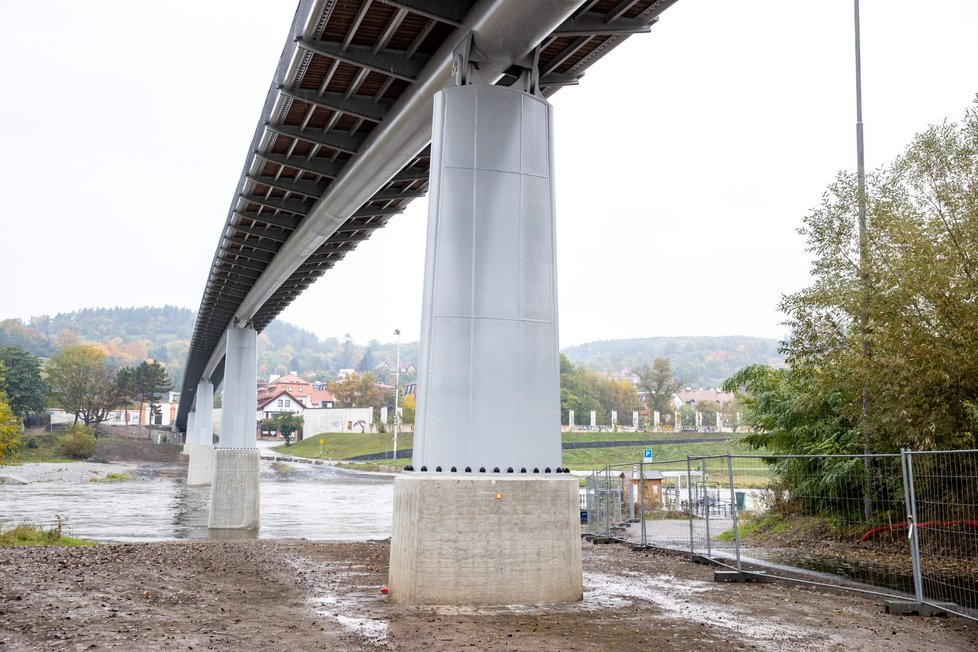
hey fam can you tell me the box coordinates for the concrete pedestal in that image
[187,444,215,486]
[388,474,582,604]
[208,448,260,530]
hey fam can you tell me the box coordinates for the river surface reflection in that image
[0,462,395,542]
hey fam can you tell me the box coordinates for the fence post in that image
[901,450,925,605]
[687,455,694,557]
[605,464,612,538]
[629,463,636,522]
[703,457,712,558]
[726,452,742,572]
[639,460,647,546]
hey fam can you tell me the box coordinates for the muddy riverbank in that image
[1,539,976,651]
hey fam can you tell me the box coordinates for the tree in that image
[0,392,21,465]
[357,346,376,373]
[327,371,388,409]
[59,423,97,459]
[635,359,682,416]
[778,100,978,453]
[117,360,173,423]
[559,354,638,425]
[335,333,356,370]
[276,413,303,446]
[400,392,416,425]
[46,345,125,430]
[0,346,47,419]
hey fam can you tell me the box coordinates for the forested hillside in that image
[1,308,780,391]
[0,307,417,392]
[562,336,784,388]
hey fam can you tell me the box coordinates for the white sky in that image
[1,1,975,348]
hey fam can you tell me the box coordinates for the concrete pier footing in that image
[208,448,260,529]
[388,474,582,605]
[187,445,215,486]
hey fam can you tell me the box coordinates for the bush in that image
[59,424,96,459]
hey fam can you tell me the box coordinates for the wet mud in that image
[2,540,976,651]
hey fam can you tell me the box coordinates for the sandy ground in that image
[1,538,976,652]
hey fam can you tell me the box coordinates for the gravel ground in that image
[0,462,140,485]
[1,539,976,651]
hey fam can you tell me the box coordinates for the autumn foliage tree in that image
[725,100,978,517]
[46,345,125,430]
[327,371,388,409]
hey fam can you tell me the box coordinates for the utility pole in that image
[854,0,873,520]
[393,328,400,460]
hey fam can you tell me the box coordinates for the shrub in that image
[60,424,96,459]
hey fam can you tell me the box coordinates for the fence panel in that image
[583,448,977,623]
[907,450,978,621]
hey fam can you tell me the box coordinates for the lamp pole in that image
[393,328,400,460]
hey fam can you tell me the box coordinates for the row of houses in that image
[611,368,736,408]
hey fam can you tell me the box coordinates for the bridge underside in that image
[177,0,679,427]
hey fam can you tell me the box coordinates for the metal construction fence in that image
[584,449,978,622]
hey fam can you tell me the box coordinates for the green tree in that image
[0,346,47,419]
[559,354,638,425]
[723,364,874,516]
[335,333,356,370]
[635,358,682,416]
[59,423,97,459]
[328,371,387,409]
[276,413,303,446]
[400,392,416,425]
[357,346,376,373]
[780,100,978,453]
[46,345,125,430]
[117,360,173,423]
[0,392,22,465]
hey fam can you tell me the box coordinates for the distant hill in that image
[1,308,779,392]
[0,307,418,392]
[561,336,784,388]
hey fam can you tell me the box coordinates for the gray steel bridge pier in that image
[388,59,581,604]
[171,0,678,595]
[208,326,260,530]
[186,380,215,486]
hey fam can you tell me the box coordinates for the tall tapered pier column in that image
[187,380,215,486]
[208,325,260,529]
[388,80,581,604]
[183,410,196,454]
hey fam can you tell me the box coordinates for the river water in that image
[0,462,395,542]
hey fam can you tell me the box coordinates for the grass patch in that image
[275,432,414,460]
[13,431,76,464]
[561,431,723,444]
[0,521,96,547]
[90,471,134,483]
[563,436,765,473]
[719,512,839,546]
[274,431,769,481]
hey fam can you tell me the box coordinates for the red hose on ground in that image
[858,519,978,542]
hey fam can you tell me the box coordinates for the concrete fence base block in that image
[186,445,215,486]
[884,600,953,616]
[208,448,260,530]
[388,474,583,605]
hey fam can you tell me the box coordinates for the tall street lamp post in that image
[393,328,400,460]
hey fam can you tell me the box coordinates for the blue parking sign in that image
[643,449,653,462]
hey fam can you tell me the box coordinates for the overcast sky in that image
[2,1,976,348]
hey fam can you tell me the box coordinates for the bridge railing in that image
[583,449,978,622]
